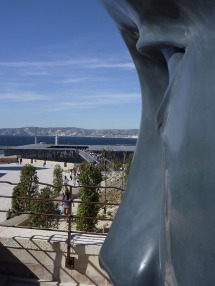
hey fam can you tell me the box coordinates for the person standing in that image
[70,169,75,185]
[6,209,11,220]
[62,188,70,216]
[69,170,73,181]
[63,176,69,187]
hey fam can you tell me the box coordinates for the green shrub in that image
[29,187,59,228]
[52,164,63,197]
[12,164,38,213]
[75,163,102,232]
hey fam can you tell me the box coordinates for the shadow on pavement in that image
[0,173,6,178]
[0,166,48,171]
[0,166,23,171]
[0,241,39,281]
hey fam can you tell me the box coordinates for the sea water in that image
[0,135,137,155]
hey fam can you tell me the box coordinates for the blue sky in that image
[0,0,141,129]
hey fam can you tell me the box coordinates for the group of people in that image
[17,158,22,165]
[64,167,82,187]
[61,167,83,217]
[81,149,100,162]
[69,169,78,186]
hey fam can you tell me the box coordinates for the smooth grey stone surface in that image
[99,0,215,285]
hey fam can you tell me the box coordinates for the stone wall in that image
[5,149,83,164]
[0,226,111,285]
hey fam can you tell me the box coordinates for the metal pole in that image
[65,186,74,269]
[104,156,107,215]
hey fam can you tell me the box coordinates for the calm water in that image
[0,135,137,155]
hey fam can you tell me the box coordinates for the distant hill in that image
[0,127,139,138]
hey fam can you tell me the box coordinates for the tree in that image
[29,187,59,228]
[124,153,133,184]
[52,164,63,197]
[12,184,26,213]
[12,164,38,213]
[75,162,103,232]
[100,149,123,171]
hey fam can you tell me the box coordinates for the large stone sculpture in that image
[99,0,215,285]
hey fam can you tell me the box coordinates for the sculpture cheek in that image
[99,0,215,285]
[159,46,215,285]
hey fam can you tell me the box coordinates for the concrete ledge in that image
[0,227,111,285]
[0,156,17,164]
[1,214,29,226]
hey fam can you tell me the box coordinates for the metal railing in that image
[0,180,124,269]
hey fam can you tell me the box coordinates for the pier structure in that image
[3,143,135,165]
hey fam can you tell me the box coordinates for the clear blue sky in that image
[0,0,141,129]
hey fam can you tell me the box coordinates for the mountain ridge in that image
[0,127,139,138]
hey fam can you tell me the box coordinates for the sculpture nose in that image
[136,20,187,55]
[136,24,186,135]
[156,46,185,134]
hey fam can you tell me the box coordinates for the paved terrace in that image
[0,163,111,285]
[0,226,109,285]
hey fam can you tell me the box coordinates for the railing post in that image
[65,185,74,269]
[104,159,107,214]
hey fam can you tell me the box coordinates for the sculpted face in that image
[99,0,215,285]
